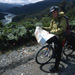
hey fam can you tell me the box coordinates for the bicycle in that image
[35,29,75,65]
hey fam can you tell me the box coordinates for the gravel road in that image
[0,44,75,75]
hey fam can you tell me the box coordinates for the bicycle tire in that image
[35,45,53,65]
[63,44,74,56]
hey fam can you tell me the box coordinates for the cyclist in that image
[43,6,67,72]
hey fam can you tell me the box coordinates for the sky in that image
[0,0,44,5]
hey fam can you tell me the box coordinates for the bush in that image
[0,22,36,50]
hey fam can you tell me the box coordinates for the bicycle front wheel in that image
[35,45,53,65]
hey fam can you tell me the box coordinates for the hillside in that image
[6,0,60,15]
[0,2,22,12]
[6,0,75,15]
[12,0,75,23]
[0,13,7,20]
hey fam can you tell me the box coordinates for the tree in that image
[59,0,67,12]
[0,21,4,27]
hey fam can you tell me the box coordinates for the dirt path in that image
[0,44,75,75]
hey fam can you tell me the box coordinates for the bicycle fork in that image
[44,45,52,57]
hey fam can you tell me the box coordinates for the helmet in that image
[50,6,59,13]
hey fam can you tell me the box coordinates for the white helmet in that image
[50,6,59,13]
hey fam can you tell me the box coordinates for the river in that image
[1,13,16,25]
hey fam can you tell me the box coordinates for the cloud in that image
[0,0,44,4]
[27,0,44,3]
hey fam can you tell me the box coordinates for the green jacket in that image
[44,12,67,36]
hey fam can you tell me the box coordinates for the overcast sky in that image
[0,0,44,5]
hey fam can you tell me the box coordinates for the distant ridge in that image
[6,0,60,15]
[0,2,22,12]
[6,0,75,15]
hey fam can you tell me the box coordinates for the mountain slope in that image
[0,2,22,12]
[6,0,60,15]
[0,12,7,20]
[6,0,75,15]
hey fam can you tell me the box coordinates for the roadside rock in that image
[0,44,41,67]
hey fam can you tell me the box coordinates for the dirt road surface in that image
[0,44,75,75]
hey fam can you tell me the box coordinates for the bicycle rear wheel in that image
[35,45,53,65]
[64,44,74,56]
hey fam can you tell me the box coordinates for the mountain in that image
[44,0,75,2]
[6,0,75,15]
[6,0,61,15]
[0,12,7,20]
[0,9,3,12]
[0,2,22,12]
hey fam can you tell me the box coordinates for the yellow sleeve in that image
[50,17,67,35]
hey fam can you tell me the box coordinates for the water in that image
[1,13,16,25]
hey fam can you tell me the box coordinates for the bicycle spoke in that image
[35,45,53,65]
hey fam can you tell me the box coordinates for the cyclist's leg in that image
[49,36,62,72]
[55,39,62,68]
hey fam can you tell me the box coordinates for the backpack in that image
[59,15,71,35]
[64,15,71,35]
[63,16,70,29]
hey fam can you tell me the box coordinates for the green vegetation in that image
[0,13,7,20]
[0,22,36,50]
[0,1,75,50]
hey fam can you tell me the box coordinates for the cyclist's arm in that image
[50,17,67,35]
